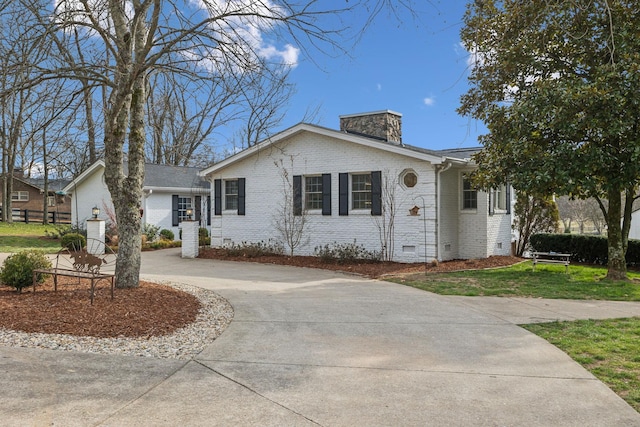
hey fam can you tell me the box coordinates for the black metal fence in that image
[0,208,71,224]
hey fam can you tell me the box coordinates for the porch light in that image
[186,208,193,220]
[92,206,100,219]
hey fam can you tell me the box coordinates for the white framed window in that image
[462,175,477,210]
[493,185,506,211]
[47,196,56,207]
[178,196,192,221]
[11,191,28,202]
[305,176,323,210]
[225,180,238,210]
[352,174,372,210]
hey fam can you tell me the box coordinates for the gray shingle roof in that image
[121,162,209,189]
[142,163,209,189]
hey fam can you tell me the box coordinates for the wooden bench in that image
[33,238,116,304]
[532,251,571,273]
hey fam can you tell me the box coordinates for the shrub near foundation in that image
[0,250,52,293]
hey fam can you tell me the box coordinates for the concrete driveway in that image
[1,248,640,426]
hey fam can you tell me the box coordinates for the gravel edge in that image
[0,282,234,360]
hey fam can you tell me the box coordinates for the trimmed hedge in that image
[530,233,640,266]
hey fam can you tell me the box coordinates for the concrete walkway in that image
[2,248,640,426]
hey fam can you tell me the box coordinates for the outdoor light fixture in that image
[186,208,193,220]
[92,206,100,219]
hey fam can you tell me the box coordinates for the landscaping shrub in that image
[314,240,381,264]
[0,250,52,293]
[60,233,86,250]
[222,240,285,257]
[44,224,86,240]
[159,229,174,241]
[142,223,161,242]
[530,233,640,266]
[199,227,211,246]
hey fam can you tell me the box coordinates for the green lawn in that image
[0,223,65,253]
[524,318,640,412]
[391,261,640,301]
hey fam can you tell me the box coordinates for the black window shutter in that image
[489,190,494,216]
[195,195,202,221]
[238,178,246,216]
[293,175,302,216]
[172,195,179,226]
[339,173,349,216]
[322,173,331,216]
[214,179,222,216]
[505,184,511,214]
[371,171,382,216]
[207,196,211,225]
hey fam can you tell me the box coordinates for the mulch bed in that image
[0,277,200,338]
[199,248,522,278]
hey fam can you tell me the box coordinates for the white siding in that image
[69,169,113,227]
[208,134,439,262]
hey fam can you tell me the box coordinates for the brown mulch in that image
[0,252,522,340]
[199,248,523,278]
[0,278,200,339]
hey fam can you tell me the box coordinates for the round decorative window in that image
[403,171,418,188]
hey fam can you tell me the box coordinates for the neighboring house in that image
[0,172,71,223]
[629,208,640,240]
[200,110,513,263]
[63,161,210,238]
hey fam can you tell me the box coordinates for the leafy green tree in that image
[513,192,559,256]
[459,0,640,279]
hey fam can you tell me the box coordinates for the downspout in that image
[435,161,453,262]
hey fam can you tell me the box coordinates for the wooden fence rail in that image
[0,208,71,224]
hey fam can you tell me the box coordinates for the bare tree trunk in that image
[605,188,627,280]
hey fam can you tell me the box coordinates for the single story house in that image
[0,172,71,223]
[63,161,210,238]
[199,110,513,263]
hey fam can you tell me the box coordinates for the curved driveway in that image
[2,248,640,426]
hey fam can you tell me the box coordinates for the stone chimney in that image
[339,110,402,144]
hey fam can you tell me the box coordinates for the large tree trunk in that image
[605,189,627,280]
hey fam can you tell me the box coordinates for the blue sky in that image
[277,1,486,151]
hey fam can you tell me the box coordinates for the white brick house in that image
[63,161,210,238]
[200,111,513,263]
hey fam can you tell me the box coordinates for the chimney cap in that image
[339,110,402,119]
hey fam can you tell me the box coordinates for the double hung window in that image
[305,176,323,210]
[351,174,372,210]
[462,176,477,210]
[225,180,238,210]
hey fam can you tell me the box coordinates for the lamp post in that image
[92,206,100,219]
[185,207,193,220]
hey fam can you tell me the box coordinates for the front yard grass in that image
[523,318,640,412]
[0,223,63,253]
[390,261,640,301]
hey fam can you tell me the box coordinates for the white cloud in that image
[423,96,435,106]
[54,0,300,69]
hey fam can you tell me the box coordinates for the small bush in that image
[199,228,211,246]
[142,223,161,242]
[145,239,182,250]
[222,240,285,258]
[60,233,86,250]
[159,229,174,241]
[314,240,381,264]
[0,250,52,293]
[44,224,86,240]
